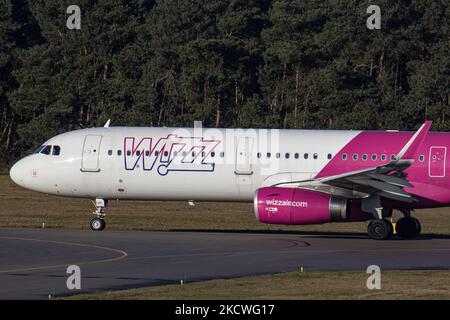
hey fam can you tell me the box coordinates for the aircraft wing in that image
[276,121,432,203]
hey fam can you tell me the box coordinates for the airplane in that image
[8,120,449,240]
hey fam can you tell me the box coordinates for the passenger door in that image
[81,135,102,172]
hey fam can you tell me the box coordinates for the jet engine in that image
[254,187,371,225]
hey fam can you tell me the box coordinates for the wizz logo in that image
[124,134,220,176]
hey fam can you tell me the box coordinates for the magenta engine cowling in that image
[254,187,371,225]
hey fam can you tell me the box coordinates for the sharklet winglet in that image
[396,120,432,160]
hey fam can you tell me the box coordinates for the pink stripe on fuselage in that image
[315,131,450,207]
[315,131,413,179]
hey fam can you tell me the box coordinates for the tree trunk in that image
[281,63,287,110]
[103,64,108,80]
[0,122,8,143]
[294,67,299,127]
[394,62,399,96]
[5,119,13,147]
[235,81,239,126]
[369,58,374,76]
[303,92,310,127]
[379,51,385,77]
[215,94,221,128]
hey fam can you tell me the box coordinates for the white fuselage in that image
[10,127,359,201]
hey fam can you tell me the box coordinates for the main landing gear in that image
[368,219,394,240]
[395,209,421,239]
[90,199,107,231]
[367,209,421,240]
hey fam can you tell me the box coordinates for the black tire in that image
[90,218,106,231]
[396,217,420,239]
[412,217,421,234]
[368,219,393,240]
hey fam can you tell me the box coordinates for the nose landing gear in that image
[90,217,105,231]
[90,199,107,231]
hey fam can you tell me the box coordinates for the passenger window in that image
[419,155,425,162]
[267,152,271,158]
[381,154,387,161]
[342,153,348,160]
[313,153,318,160]
[371,154,377,161]
[257,152,261,158]
[211,152,215,157]
[391,154,396,161]
[173,151,178,157]
[192,152,196,157]
[353,154,358,161]
[165,151,169,157]
[40,145,51,155]
[285,153,290,159]
[145,150,150,156]
[182,151,187,157]
[327,153,332,160]
[276,153,280,159]
[294,153,299,159]
[136,150,141,156]
[304,153,309,159]
[362,154,368,161]
[117,150,122,156]
[127,150,131,156]
[52,146,61,156]
[220,152,225,157]
[155,151,159,156]
[108,150,112,156]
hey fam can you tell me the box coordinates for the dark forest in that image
[0,0,448,169]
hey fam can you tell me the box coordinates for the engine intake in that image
[254,187,370,225]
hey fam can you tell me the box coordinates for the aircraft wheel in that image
[396,217,420,239]
[412,217,421,234]
[90,218,106,231]
[368,219,393,240]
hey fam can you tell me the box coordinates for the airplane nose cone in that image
[9,160,25,186]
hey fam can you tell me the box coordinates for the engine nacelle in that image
[254,187,371,225]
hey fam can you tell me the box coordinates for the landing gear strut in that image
[90,199,107,231]
[396,209,421,239]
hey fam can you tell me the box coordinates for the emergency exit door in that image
[235,137,253,175]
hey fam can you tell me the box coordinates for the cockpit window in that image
[40,145,51,155]
[33,145,45,154]
[52,145,61,156]
[34,144,61,155]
